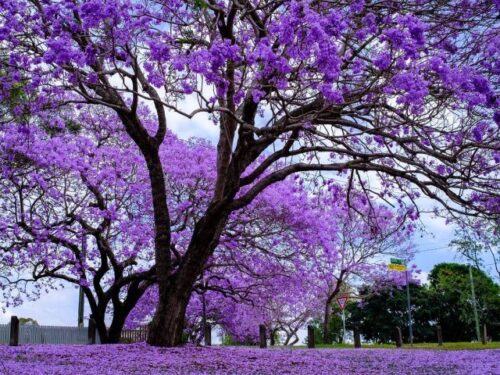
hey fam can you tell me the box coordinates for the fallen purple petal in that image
[0,344,498,375]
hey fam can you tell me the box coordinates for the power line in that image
[413,245,453,253]
[483,262,498,267]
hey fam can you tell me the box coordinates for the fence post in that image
[9,316,19,346]
[259,324,267,348]
[87,315,96,345]
[204,324,212,346]
[437,325,443,346]
[482,324,487,345]
[353,326,361,348]
[395,326,402,348]
[307,325,315,348]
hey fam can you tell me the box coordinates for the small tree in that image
[451,224,500,280]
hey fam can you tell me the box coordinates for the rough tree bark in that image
[322,272,345,343]
[323,303,332,344]
[147,202,231,346]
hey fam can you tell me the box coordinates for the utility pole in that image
[341,309,346,344]
[388,258,413,347]
[405,268,414,347]
[201,276,210,345]
[469,265,481,342]
[202,290,207,341]
[78,235,86,328]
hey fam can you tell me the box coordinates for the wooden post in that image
[437,325,443,346]
[204,323,212,346]
[482,324,487,345]
[9,316,19,346]
[88,315,96,344]
[353,327,361,348]
[395,326,402,348]
[259,324,267,348]
[307,325,315,348]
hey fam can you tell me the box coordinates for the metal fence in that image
[0,324,100,345]
[0,324,8,343]
[120,327,148,343]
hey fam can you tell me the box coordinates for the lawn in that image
[309,342,500,350]
[0,344,498,374]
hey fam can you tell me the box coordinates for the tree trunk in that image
[289,333,299,346]
[89,308,122,344]
[92,310,136,344]
[87,275,151,344]
[322,276,345,344]
[323,303,331,344]
[147,289,189,346]
[284,331,292,346]
[107,311,128,344]
[147,199,231,346]
[144,149,177,346]
[91,311,108,344]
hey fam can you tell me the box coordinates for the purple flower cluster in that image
[0,344,498,375]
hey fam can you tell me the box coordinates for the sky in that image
[0,105,493,328]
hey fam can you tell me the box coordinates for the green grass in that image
[289,342,500,350]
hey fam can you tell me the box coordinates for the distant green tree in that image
[428,263,500,341]
[1,51,81,133]
[18,317,39,326]
[309,308,343,344]
[0,52,31,124]
[346,264,500,343]
[346,284,434,344]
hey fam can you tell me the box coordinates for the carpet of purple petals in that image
[0,344,499,375]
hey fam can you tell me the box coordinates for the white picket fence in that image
[0,324,100,344]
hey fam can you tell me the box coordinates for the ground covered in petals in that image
[0,344,498,375]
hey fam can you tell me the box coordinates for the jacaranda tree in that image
[307,187,415,343]
[0,108,158,343]
[125,184,414,345]
[0,104,324,342]
[0,0,498,346]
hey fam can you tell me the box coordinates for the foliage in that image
[347,283,435,344]
[309,312,343,345]
[346,263,500,343]
[18,317,39,326]
[428,263,500,341]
